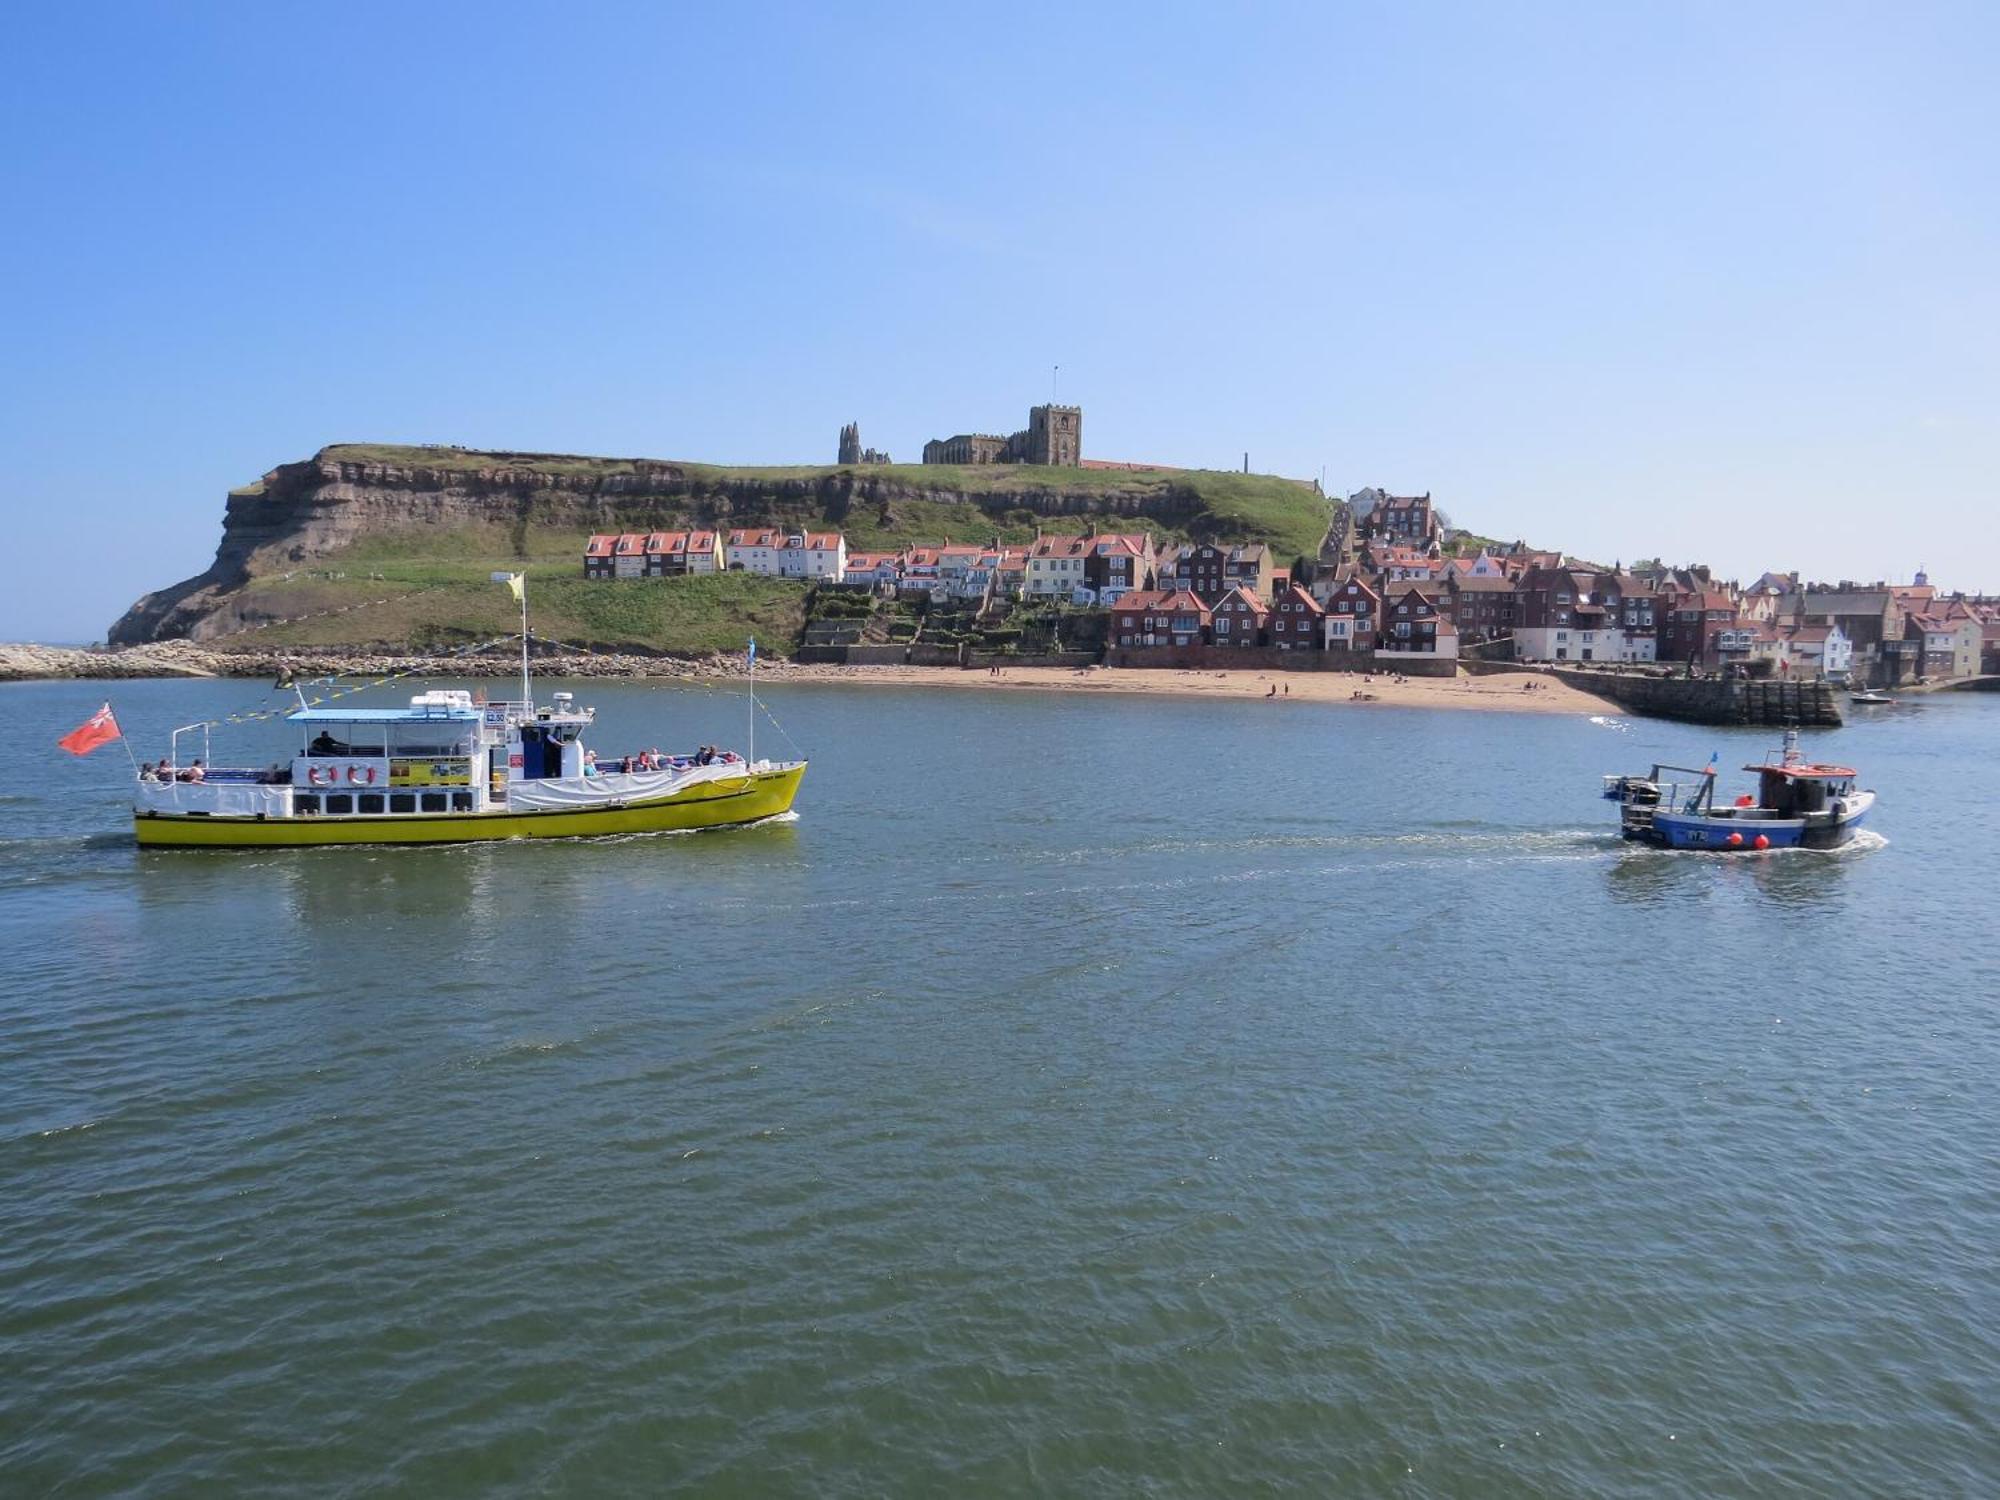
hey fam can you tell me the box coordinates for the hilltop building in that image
[923,403,1082,467]
[837,423,891,465]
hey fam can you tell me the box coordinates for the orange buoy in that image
[1726,832,1744,848]
[1753,834,1771,850]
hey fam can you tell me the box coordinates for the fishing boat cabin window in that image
[325,794,353,815]
[358,793,385,814]
[421,793,449,813]
[389,794,417,814]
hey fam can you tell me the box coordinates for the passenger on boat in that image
[618,755,633,774]
[694,746,715,766]
[309,731,341,755]
[181,760,206,783]
[139,762,160,783]
[584,749,600,776]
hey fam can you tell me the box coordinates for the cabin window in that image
[359,793,385,815]
[294,794,320,815]
[389,793,417,814]
[420,793,448,813]
[326,794,354,815]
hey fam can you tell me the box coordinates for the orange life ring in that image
[308,765,336,787]
[346,765,377,786]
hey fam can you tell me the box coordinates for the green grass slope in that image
[201,445,1330,655]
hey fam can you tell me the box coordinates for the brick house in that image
[1266,583,1324,650]
[1379,585,1455,657]
[1109,588,1211,648]
[1209,586,1270,648]
[584,534,617,580]
[1167,543,1272,604]
[1318,573,1381,651]
[1443,573,1517,643]
[1082,534,1155,603]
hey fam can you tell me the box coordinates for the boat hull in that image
[1638,803,1868,852]
[134,763,805,848]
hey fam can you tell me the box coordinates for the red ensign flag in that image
[58,703,122,756]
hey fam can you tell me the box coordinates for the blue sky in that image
[3,1,1995,640]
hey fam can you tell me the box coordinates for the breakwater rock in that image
[1,641,757,684]
[1551,668,1842,727]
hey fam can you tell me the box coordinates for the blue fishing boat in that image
[1602,729,1874,851]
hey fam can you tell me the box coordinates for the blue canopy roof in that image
[287,707,482,723]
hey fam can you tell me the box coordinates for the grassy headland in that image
[168,444,1331,656]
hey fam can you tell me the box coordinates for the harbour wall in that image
[1548,669,1842,727]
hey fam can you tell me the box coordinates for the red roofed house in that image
[1905,610,1982,679]
[726,528,783,575]
[584,534,618,580]
[1025,534,1091,598]
[1109,589,1211,648]
[778,531,847,580]
[685,530,723,574]
[612,532,648,579]
[1318,572,1381,651]
[1082,533,1156,603]
[1379,585,1457,659]
[1267,583,1324,651]
[1210,586,1270,648]
[842,551,900,586]
[643,531,689,577]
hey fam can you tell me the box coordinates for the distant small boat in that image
[1848,689,1895,705]
[1601,729,1874,851]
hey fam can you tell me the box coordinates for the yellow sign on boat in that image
[390,757,471,787]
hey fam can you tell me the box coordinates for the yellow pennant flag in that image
[503,572,525,605]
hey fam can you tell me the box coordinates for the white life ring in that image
[346,765,377,786]
[308,765,336,787]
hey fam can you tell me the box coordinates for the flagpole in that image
[114,703,140,778]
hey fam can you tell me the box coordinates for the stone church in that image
[922,403,1082,467]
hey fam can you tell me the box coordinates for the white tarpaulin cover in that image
[135,781,292,818]
[503,763,753,811]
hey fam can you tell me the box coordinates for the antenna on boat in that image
[492,571,531,706]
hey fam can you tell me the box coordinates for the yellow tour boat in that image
[129,576,804,848]
[133,688,804,847]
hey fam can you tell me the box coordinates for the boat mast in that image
[747,636,756,765]
[492,571,531,705]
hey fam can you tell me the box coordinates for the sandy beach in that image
[3,640,1618,716]
[761,661,1619,715]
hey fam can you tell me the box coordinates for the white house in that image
[727,528,784,575]
[777,532,847,580]
[1782,623,1852,681]
[841,551,900,586]
[1024,534,1089,598]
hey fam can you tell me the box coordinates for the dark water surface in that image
[2,676,1996,1496]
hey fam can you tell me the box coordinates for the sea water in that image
[1,677,1996,1495]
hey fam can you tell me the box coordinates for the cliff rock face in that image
[108,446,1217,644]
